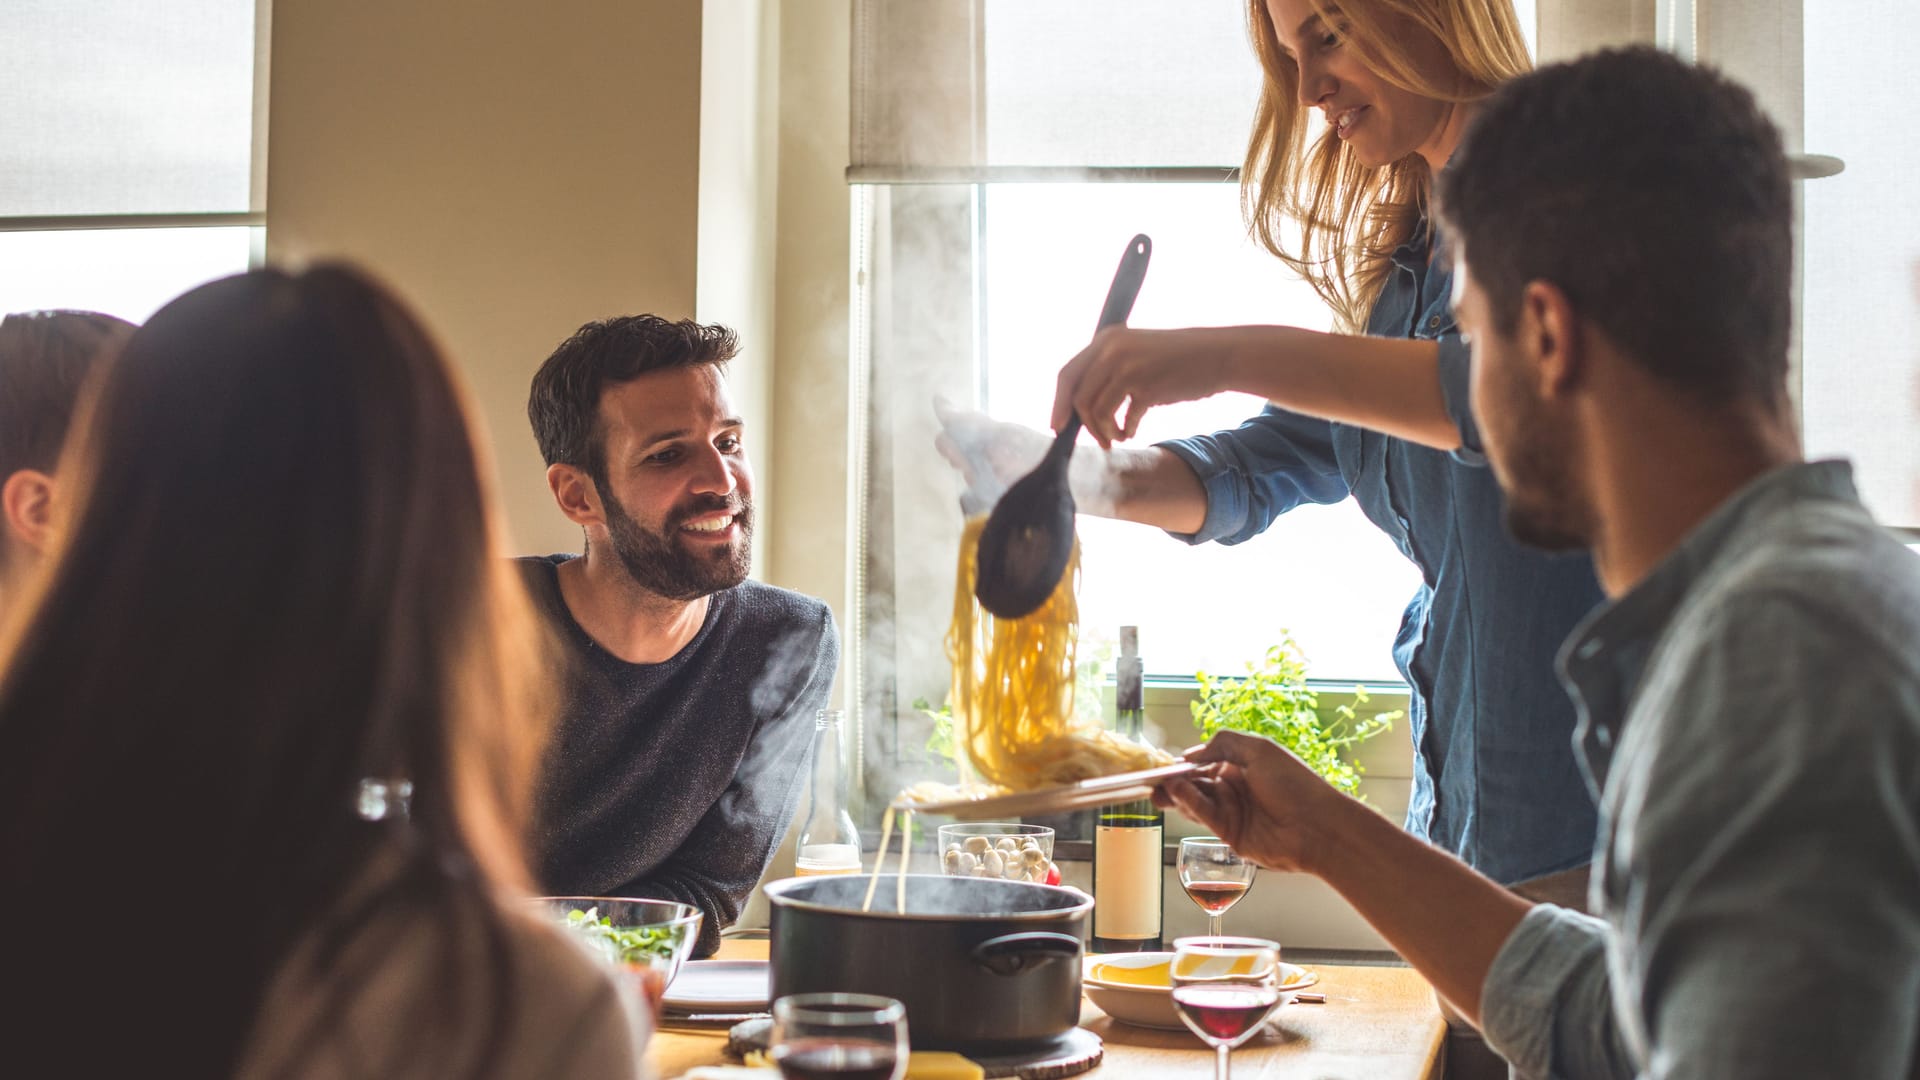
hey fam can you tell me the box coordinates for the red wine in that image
[1184,879,1250,914]
[772,1038,899,1080]
[1172,986,1280,1043]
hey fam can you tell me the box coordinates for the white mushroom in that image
[982,850,1005,877]
[963,835,992,856]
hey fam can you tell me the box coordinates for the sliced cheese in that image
[906,1050,986,1080]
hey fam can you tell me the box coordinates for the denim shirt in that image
[1482,461,1920,1079]
[1159,224,1604,884]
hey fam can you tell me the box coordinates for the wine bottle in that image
[1091,626,1164,952]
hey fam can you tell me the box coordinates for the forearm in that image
[1216,326,1457,451]
[617,865,742,958]
[1070,446,1207,533]
[1310,799,1532,1024]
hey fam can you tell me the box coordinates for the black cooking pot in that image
[765,874,1092,1053]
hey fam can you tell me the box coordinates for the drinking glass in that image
[1178,836,1256,936]
[1169,936,1283,1080]
[770,993,909,1080]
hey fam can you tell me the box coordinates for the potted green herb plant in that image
[1189,635,1400,799]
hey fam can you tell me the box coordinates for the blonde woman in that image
[939,0,1602,901]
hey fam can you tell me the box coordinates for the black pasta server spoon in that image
[973,233,1151,620]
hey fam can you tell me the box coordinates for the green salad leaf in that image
[562,906,679,965]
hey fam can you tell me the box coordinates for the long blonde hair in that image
[1242,0,1531,331]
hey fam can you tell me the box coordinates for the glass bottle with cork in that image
[1091,626,1164,952]
[796,708,863,876]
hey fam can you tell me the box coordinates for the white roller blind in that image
[1800,0,1920,528]
[0,0,260,218]
[851,0,1263,181]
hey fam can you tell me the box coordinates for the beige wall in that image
[267,0,854,631]
[764,0,853,646]
[266,0,706,558]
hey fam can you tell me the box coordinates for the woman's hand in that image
[1052,327,1240,448]
[932,397,1051,511]
[1155,730,1357,875]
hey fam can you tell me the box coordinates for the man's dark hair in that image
[527,315,739,489]
[0,310,134,478]
[1436,46,1793,405]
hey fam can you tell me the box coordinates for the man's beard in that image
[602,490,753,601]
[1500,464,1589,553]
[1487,374,1591,554]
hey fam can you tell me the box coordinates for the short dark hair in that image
[1436,46,1793,405]
[527,315,739,487]
[0,310,134,477]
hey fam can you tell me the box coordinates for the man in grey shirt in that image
[1157,47,1920,1078]
[524,315,838,957]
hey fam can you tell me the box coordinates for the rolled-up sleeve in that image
[1155,405,1349,546]
[1435,333,1487,466]
[1482,905,1637,1080]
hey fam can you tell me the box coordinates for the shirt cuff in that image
[1481,903,1609,1078]
[1436,334,1487,467]
[1154,436,1249,546]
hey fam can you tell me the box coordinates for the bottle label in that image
[1093,824,1163,939]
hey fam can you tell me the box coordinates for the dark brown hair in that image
[0,267,554,1077]
[1436,46,1793,405]
[0,309,134,476]
[528,314,738,490]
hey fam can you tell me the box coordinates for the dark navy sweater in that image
[519,556,839,956]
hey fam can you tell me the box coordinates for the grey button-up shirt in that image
[1482,461,1920,1079]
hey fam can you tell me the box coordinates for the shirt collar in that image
[1390,220,1440,274]
[1555,459,1860,788]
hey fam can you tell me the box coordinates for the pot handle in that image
[970,931,1083,976]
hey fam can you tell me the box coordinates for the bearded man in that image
[524,316,838,957]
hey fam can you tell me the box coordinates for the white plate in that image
[894,762,1198,819]
[1081,953,1317,1032]
[661,959,771,1014]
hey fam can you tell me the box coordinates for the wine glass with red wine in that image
[1178,836,1256,937]
[770,994,908,1080]
[1170,936,1284,1080]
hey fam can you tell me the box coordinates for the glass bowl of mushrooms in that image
[937,823,1059,885]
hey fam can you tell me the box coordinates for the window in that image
[1800,2,1920,529]
[978,183,1420,681]
[1650,0,1919,533]
[843,1,1547,791]
[1,1,265,319]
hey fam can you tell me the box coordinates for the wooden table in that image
[652,942,1445,1080]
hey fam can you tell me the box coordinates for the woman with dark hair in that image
[0,266,646,1077]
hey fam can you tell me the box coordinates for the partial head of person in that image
[1437,45,1794,553]
[0,267,554,1076]
[529,315,753,600]
[0,309,133,582]
[1246,0,1532,329]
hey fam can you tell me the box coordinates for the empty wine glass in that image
[1170,936,1283,1080]
[770,993,908,1080]
[1178,836,1256,936]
